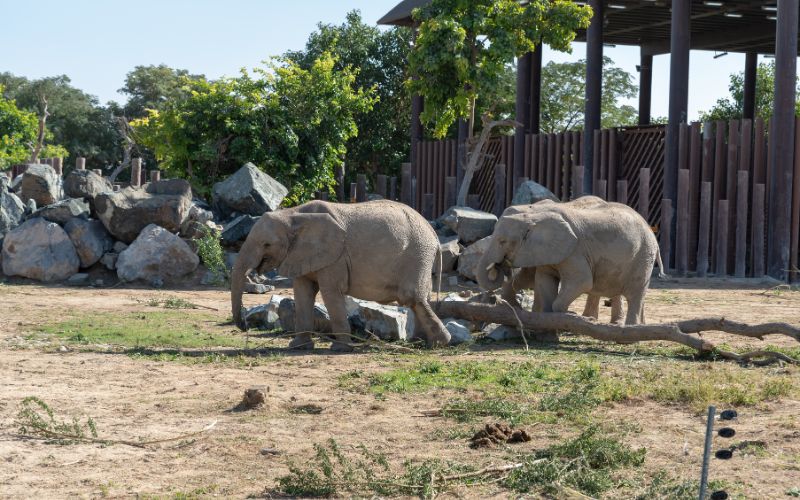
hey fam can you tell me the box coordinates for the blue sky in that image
[0,0,767,121]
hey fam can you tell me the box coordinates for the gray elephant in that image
[477,196,664,325]
[231,200,451,350]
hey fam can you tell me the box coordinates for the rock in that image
[19,164,62,207]
[180,202,217,238]
[245,282,274,294]
[116,224,199,284]
[483,323,559,343]
[441,207,497,244]
[9,174,22,193]
[221,214,259,244]
[64,218,114,268]
[244,295,284,329]
[25,199,36,214]
[511,180,558,206]
[457,236,493,281]
[1,218,80,281]
[277,298,331,333]
[225,252,239,270]
[100,252,118,270]
[66,273,90,286]
[113,241,128,253]
[444,319,473,345]
[345,297,415,341]
[95,179,193,243]
[0,189,25,236]
[447,275,459,287]
[212,163,288,217]
[437,235,461,273]
[63,169,113,206]
[31,198,90,225]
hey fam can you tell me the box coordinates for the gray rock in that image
[180,202,217,238]
[95,179,193,243]
[221,214,258,244]
[483,323,558,343]
[64,218,114,267]
[277,298,331,333]
[0,189,25,236]
[225,252,238,270]
[441,207,497,244]
[100,252,118,271]
[243,295,284,330]
[245,282,274,294]
[25,198,36,214]
[116,224,199,284]
[66,273,90,286]
[113,241,128,253]
[345,297,415,341]
[445,319,473,345]
[457,236,493,282]
[437,235,461,273]
[19,164,62,207]
[511,180,558,206]
[9,174,23,193]
[212,163,288,217]
[31,198,90,225]
[2,218,80,281]
[63,170,113,206]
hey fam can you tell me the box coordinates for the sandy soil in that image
[0,278,798,498]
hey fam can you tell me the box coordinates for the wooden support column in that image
[638,52,653,125]
[529,45,542,135]
[768,0,799,280]
[664,0,691,262]
[131,158,142,188]
[582,0,603,196]
[743,52,758,121]
[514,52,532,185]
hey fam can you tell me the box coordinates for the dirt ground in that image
[1,278,799,498]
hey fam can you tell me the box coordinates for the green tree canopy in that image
[540,56,638,133]
[0,88,38,168]
[408,0,592,138]
[285,10,411,178]
[699,60,800,122]
[119,64,205,119]
[132,54,375,203]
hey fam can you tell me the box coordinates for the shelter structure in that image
[379,0,800,280]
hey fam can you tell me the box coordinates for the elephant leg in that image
[610,296,625,324]
[318,285,353,352]
[288,276,318,350]
[412,300,450,348]
[624,292,645,325]
[533,268,559,313]
[552,280,591,314]
[500,278,520,307]
[582,294,600,319]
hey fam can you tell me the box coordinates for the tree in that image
[132,54,376,203]
[118,65,204,119]
[407,0,592,139]
[539,56,638,133]
[285,10,412,178]
[699,60,800,122]
[0,89,37,168]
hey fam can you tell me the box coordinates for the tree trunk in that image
[29,96,48,164]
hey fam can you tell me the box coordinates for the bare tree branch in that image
[29,95,49,163]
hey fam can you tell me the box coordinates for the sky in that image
[0,0,773,122]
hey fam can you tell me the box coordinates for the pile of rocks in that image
[0,162,288,288]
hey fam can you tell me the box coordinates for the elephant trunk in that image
[476,243,507,291]
[230,252,255,330]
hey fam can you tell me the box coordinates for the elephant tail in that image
[435,245,442,302]
[655,248,668,280]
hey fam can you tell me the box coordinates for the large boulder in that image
[212,163,288,217]
[95,179,193,243]
[437,235,461,273]
[345,297,415,341]
[116,224,199,284]
[0,189,25,237]
[276,298,331,333]
[457,236,493,282]
[441,207,497,244]
[64,218,114,268]
[221,214,259,244]
[19,164,61,207]
[243,295,284,330]
[511,180,558,206]
[2,218,80,281]
[63,169,113,204]
[30,198,90,225]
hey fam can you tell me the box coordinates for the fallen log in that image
[434,301,800,365]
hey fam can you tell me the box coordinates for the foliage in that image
[132,54,375,202]
[16,396,98,444]
[540,56,638,133]
[0,89,38,168]
[699,60,800,122]
[286,10,412,178]
[195,225,228,286]
[407,0,591,137]
[142,295,198,309]
[118,64,204,119]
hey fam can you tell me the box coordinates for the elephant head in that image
[476,209,578,291]
[231,210,346,328]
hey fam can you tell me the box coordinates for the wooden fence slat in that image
[689,122,702,271]
[336,164,345,202]
[712,120,727,271]
[716,200,730,276]
[554,133,563,199]
[562,132,572,200]
[599,129,609,187]
[350,182,358,203]
[701,122,715,183]
[545,134,554,192]
[638,168,651,221]
[735,170,749,278]
[376,174,387,199]
[356,174,367,203]
[616,180,628,205]
[537,133,546,186]
[422,193,434,220]
[792,116,800,281]
[660,199,673,272]
[726,119,740,272]
[467,193,481,210]
[401,163,412,206]
[593,129,601,194]
[493,165,506,217]
[696,182,712,277]
[753,117,767,185]
[572,165,584,199]
[444,176,457,211]
[389,177,397,201]
[608,129,618,201]
[676,169,690,275]
[595,179,607,200]
[752,183,766,277]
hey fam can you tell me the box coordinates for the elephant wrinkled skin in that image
[476,196,665,325]
[231,200,450,350]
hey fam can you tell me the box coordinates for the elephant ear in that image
[510,213,578,268]
[278,213,346,278]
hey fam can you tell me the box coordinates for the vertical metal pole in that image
[638,52,653,126]
[582,0,603,196]
[743,52,758,121]
[699,405,716,500]
[530,45,542,135]
[514,52,532,186]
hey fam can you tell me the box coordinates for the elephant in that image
[231,200,451,350]
[476,196,665,325]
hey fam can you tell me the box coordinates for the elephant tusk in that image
[485,262,496,271]
[488,267,498,282]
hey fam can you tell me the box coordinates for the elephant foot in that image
[330,340,354,352]
[289,334,315,350]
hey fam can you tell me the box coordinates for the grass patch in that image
[635,470,730,500]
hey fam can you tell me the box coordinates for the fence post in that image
[616,180,628,206]
[752,184,766,277]
[660,199,673,272]
[349,182,357,203]
[335,164,345,202]
[676,169,690,275]
[444,176,457,211]
[52,157,63,175]
[639,168,651,222]
[696,182,712,277]
[493,164,506,216]
[571,165,584,200]
[150,170,161,183]
[389,176,397,201]
[735,170,749,277]
[422,193,434,220]
[467,194,481,210]
[400,163,412,207]
[75,157,86,171]
[716,200,730,276]
[131,158,142,188]
[376,174,388,199]
[356,174,367,202]
[594,179,607,200]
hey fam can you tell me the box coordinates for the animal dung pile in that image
[469,423,532,449]
[238,386,268,410]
